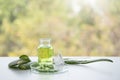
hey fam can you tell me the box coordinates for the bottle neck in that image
[39,38,51,47]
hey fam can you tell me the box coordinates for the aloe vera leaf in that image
[18,62,31,70]
[64,59,113,64]
[8,60,19,68]
[19,55,31,62]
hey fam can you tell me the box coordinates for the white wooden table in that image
[0,57,120,80]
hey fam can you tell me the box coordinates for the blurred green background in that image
[0,0,120,56]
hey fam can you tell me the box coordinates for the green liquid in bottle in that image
[37,46,54,63]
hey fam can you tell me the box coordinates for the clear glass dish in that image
[30,62,68,74]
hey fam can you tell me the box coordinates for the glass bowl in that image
[30,62,68,74]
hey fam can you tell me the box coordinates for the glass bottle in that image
[37,38,54,65]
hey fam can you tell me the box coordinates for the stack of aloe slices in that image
[8,55,113,70]
[8,55,31,70]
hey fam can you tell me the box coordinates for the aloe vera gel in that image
[37,38,54,71]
